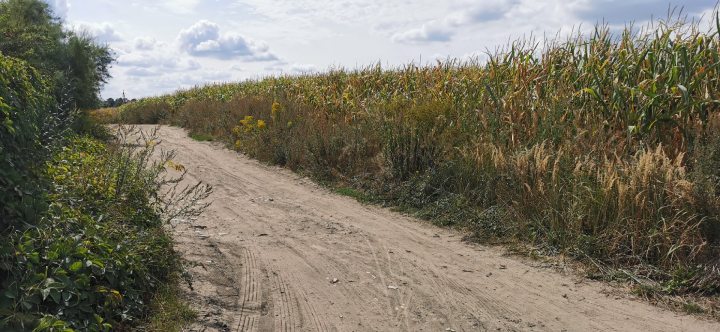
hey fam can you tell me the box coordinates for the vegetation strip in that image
[1,1,211,330]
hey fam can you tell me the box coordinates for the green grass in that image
[0,130,211,330]
[145,275,197,331]
[190,133,214,142]
[334,187,376,203]
[683,302,706,315]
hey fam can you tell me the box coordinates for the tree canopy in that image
[0,0,114,110]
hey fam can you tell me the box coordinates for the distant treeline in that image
[103,97,136,108]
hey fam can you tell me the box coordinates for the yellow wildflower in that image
[235,140,242,149]
[239,115,254,127]
[271,102,282,120]
[257,119,266,130]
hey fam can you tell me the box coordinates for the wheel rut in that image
[234,247,263,332]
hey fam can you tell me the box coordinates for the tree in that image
[64,32,114,109]
[0,0,114,110]
[0,0,64,72]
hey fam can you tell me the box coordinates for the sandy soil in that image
[145,125,719,332]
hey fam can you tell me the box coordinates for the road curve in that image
[146,125,718,332]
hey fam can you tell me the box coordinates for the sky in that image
[44,0,718,99]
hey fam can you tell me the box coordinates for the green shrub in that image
[0,54,57,231]
[1,2,200,329]
[1,132,210,331]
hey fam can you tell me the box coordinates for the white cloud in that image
[289,63,317,73]
[164,0,201,10]
[392,0,522,44]
[105,51,213,97]
[571,0,717,24]
[126,67,158,77]
[242,0,438,27]
[134,37,160,50]
[197,70,233,81]
[453,0,520,24]
[45,0,69,19]
[264,62,318,74]
[117,52,201,71]
[111,70,235,98]
[392,22,453,44]
[72,22,123,42]
[130,0,201,15]
[177,20,278,61]
[264,63,284,73]
[698,7,719,31]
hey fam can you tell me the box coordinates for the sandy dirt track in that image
[146,125,719,332]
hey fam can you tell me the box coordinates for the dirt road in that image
[149,125,718,332]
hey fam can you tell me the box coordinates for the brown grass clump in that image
[89,107,120,124]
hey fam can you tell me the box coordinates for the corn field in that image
[109,14,720,295]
